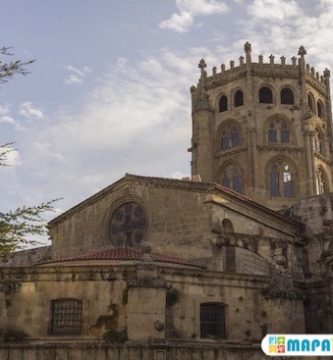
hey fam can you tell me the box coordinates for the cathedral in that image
[1,43,333,360]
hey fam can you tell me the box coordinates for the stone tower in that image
[190,42,333,210]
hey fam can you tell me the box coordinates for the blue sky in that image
[1,0,333,244]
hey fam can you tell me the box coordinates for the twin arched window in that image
[259,86,295,105]
[221,124,240,150]
[267,120,290,144]
[218,90,244,112]
[269,160,294,198]
[221,164,242,193]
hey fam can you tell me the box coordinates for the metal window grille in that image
[200,303,226,338]
[50,299,82,335]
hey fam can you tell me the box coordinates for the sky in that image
[1,0,333,245]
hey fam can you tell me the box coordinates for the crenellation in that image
[212,66,217,79]
[306,64,310,72]
[269,54,274,64]
[311,67,315,77]
[280,56,286,66]
[258,54,263,64]
[221,63,225,72]
[316,72,320,81]
[239,56,244,66]
[230,60,235,70]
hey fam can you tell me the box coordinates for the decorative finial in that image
[291,56,297,66]
[198,58,207,72]
[244,42,252,52]
[269,54,275,64]
[298,45,306,56]
[280,56,286,65]
[324,68,331,78]
[239,56,244,65]
[230,60,235,69]
[258,55,263,64]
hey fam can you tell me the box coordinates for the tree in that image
[0,48,56,256]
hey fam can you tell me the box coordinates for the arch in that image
[259,86,273,104]
[267,158,296,198]
[313,127,326,156]
[317,100,325,119]
[316,167,329,194]
[219,95,228,112]
[307,92,316,114]
[220,163,243,193]
[234,89,244,107]
[280,87,294,105]
[218,120,241,151]
[222,219,234,233]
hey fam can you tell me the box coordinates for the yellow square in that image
[269,345,277,353]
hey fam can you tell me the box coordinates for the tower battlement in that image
[190,42,333,210]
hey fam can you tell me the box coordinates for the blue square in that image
[269,337,277,344]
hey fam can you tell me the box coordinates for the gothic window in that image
[259,86,273,104]
[317,100,324,119]
[267,120,290,144]
[313,128,325,156]
[50,299,82,336]
[308,93,316,113]
[219,95,228,112]
[269,160,294,198]
[234,90,244,107]
[221,165,242,193]
[280,123,290,143]
[316,168,328,194]
[268,123,277,143]
[280,88,294,105]
[200,303,226,339]
[220,124,241,151]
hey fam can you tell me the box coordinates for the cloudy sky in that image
[1,0,333,244]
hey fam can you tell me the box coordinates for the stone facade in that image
[1,43,333,360]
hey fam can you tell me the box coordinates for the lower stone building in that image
[1,174,333,359]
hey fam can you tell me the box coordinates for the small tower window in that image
[220,123,241,151]
[267,118,290,145]
[317,100,324,119]
[280,88,294,105]
[259,87,273,104]
[200,303,226,339]
[308,93,316,113]
[219,95,228,112]
[269,160,294,198]
[268,123,277,143]
[280,123,290,143]
[50,299,82,336]
[221,164,242,193]
[234,90,244,107]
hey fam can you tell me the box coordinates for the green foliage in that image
[0,200,58,256]
[0,47,35,84]
[0,47,56,256]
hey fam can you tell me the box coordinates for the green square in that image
[277,336,285,345]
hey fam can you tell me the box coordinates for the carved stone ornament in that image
[109,202,147,248]
[193,92,213,112]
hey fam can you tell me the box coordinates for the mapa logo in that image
[262,334,333,356]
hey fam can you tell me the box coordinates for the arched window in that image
[50,299,82,335]
[280,122,290,143]
[200,303,226,339]
[317,100,324,119]
[219,95,228,112]
[220,123,240,151]
[267,118,290,144]
[259,87,273,104]
[280,88,294,105]
[234,90,244,107]
[221,164,242,193]
[316,168,329,194]
[308,93,316,113]
[269,160,294,198]
[268,123,277,143]
[313,128,325,155]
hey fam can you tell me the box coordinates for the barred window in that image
[259,87,273,104]
[50,299,82,335]
[200,303,226,338]
[234,90,244,107]
[280,88,294,105]
[219,95,228,112]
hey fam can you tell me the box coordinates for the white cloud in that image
[64,65,91,85]
[160,0,229,32]
[0,104,15,124]
[5,148,21,167]
[19,102,44,120]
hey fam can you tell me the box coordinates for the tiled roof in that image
[39,247,203,268]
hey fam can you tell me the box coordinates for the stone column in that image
[127,262,166,342]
